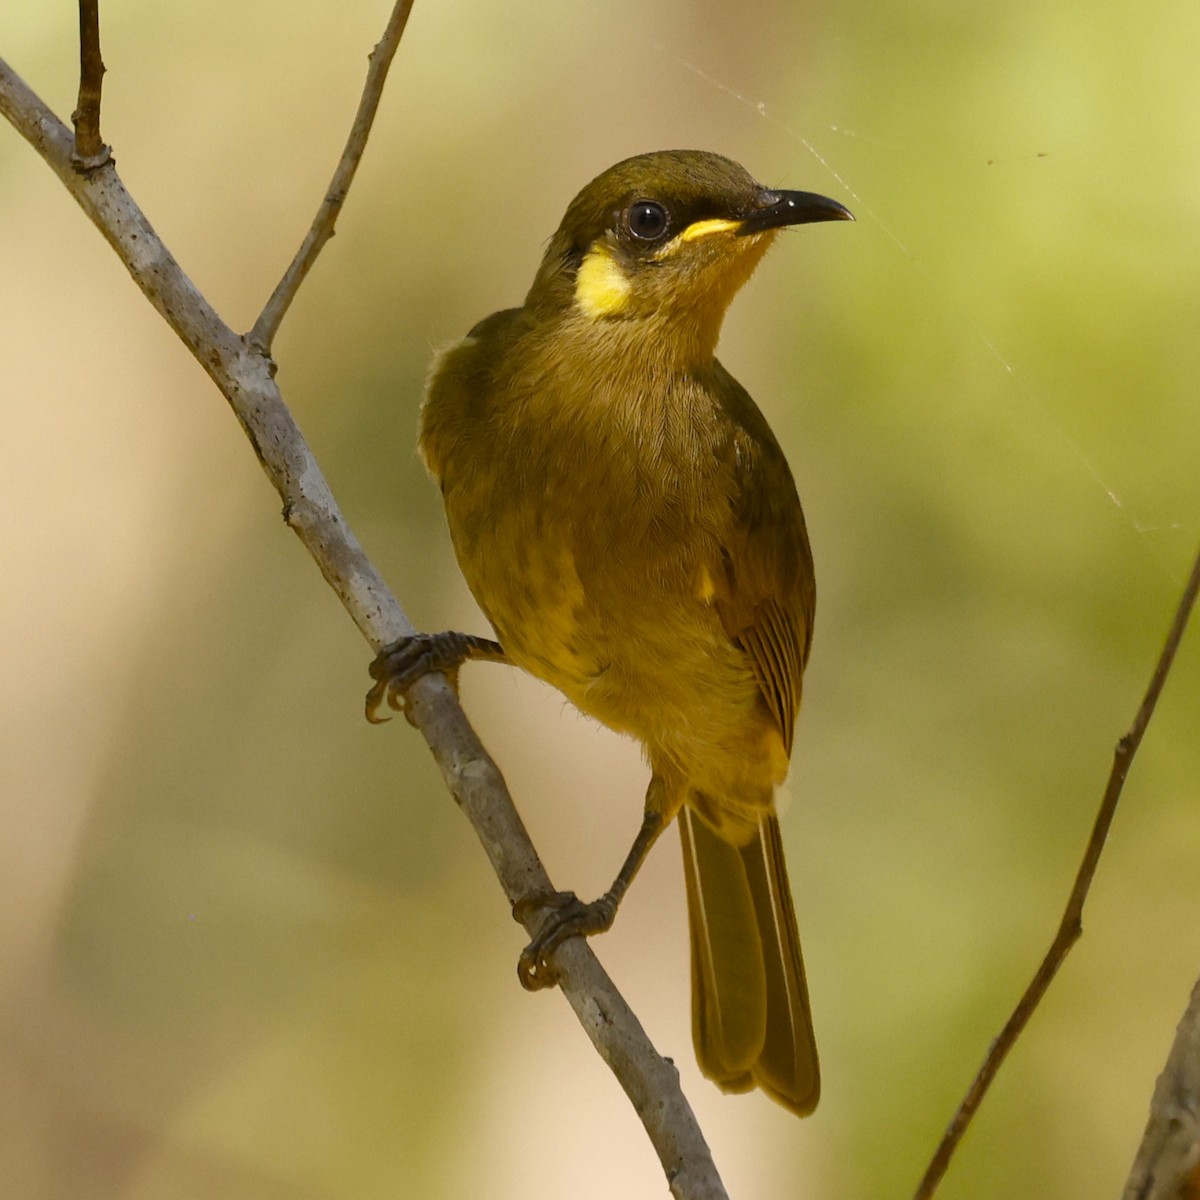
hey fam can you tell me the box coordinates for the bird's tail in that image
[679,803,819,1116]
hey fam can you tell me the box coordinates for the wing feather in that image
[737,601,803,755]
[706,365,815,757]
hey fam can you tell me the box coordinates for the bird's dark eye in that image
[626,201,668,241]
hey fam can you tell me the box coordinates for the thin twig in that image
[71,0,110,169]
[0,47,729,1200]
[248,0,415,351]
[915,543,1200,1200]
[1123,973,1200,1200]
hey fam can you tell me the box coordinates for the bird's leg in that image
[515,783,673,991]
[365,631,508,723]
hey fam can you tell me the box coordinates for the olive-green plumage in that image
[395,149,851,1115]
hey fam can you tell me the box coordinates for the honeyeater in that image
[367,149,852,1116]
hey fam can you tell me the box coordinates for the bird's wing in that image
[735,598,807,757]
[709,366,815,757]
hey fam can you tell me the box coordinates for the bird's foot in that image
[513,890,619,991]
[365,631,504,723]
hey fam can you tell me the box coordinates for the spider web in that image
[654,44,1193,587]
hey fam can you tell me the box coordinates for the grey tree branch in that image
[0,36,728,1200]
[249,0,416,352]
[1124,974,1200,1200]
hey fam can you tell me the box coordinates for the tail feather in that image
[679,805,819,1116]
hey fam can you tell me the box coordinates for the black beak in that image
[737,189,854,234]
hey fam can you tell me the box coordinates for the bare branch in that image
[1124,973,1200,1200]
[0,47,728,1200]
[71,0,110,170]
[248,0,416,351]
[915,542,1200,1200]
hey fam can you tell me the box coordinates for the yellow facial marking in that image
[575,243,631,317]
[678,217,743,242]
[695,564,717,603]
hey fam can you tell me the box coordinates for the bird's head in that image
[525,149,853,362]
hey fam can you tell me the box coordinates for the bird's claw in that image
[364,632,461,723]
[365,631,506,723]
[513,890,618,991]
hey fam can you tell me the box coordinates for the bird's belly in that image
[448,492,779,785]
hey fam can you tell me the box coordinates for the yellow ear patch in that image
[678,217,743,242]
[575,243,631,317]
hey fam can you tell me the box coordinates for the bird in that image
[367,149,852,1116]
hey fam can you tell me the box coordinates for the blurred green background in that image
[1,1,1197,1196]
